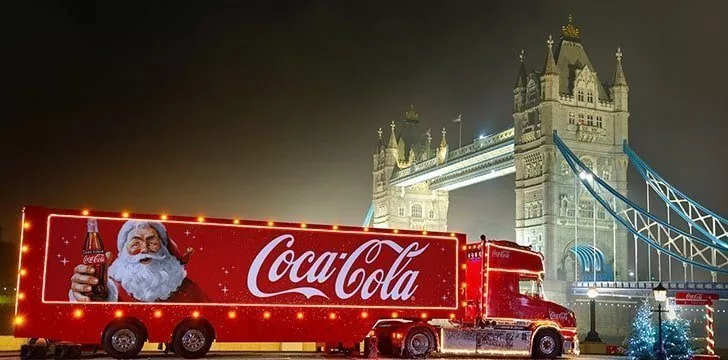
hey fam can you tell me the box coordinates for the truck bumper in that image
[563,337,580,356]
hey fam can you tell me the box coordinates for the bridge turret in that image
[513,50,528,112]
[437,127,448,164]
[611,48,629,142]
[541,34,559,102]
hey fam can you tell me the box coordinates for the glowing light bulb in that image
[23,222,30,230]
[332,225,339,230]
[19,269,27,277]
[13,316,24,326]
[22,245,29,253]
[296,312,304,320]
[233,219,240,225]
[17,293,25,300]
[263,311,271,319]
[122,212,130,218]
[197,217,205,222]
[363,227,369,232]
[73,309,83,318]
[450,233,456,237]
[192,310,200,318]
[391,312,399,318]
[328,312,337,320]
[360,311,369,319]
[300,223,307,228]
[228,311,236,319]
[82,210,89,216]
[422,231,428,235]
[393,229,399,233]
[114,310,123,318]
[449,313,456,319]
[420,312,428,319]
[267,221,274,226]
[154,310,162,318]
[160,214,168,220]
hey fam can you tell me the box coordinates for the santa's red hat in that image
[116,220,193,264]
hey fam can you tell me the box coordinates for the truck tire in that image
[403,327,435,358]
[532,328,562,359]
[172,322,213,358]
[101,321,145,359]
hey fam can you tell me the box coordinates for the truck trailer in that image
[13,206,578,358]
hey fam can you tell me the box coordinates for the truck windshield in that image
[518,277,543,298]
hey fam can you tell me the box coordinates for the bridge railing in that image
[390,127,515,183]
[573,281,727,291]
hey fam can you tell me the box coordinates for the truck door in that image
[512,275,548,320]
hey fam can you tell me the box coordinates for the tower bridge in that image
[366,16,728,343]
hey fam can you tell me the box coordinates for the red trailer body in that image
[13,206,577,359]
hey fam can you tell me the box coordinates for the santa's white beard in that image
[108,248,186,302]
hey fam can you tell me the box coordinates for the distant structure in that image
[371,105,449,231]
[369,15,630,282]
[513,15,629,281]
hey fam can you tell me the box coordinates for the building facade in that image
[513,16,630,282]
[371,106,450,232]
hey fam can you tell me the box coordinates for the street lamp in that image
[584,287,603,343]
[653,282,668,360]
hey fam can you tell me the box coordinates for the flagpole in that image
[459,120,462,148]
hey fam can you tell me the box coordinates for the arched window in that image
[428,209,435,219]
[568,112,575,125]
[587,91,594,103]
[411,204,423,218]
[577,90,584,102]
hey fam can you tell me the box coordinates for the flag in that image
[453,114,462,123]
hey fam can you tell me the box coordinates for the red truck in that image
[13,206,578,358]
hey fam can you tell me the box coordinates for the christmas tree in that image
[627,299,657,360]
[661,317,692,360]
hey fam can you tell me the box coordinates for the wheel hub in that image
[408,333,430,356]
[111,329,137,353]
[539,336,555,354]
[181,329,206,352]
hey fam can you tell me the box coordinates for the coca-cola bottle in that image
[82,219,108,301]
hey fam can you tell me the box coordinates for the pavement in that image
[0,352,625,360]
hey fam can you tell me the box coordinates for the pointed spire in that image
[613,47,628,87]
[440,127,448,147]
[514,49,528,89]
[387,121,398,149]
[376,127,383,152]
[544,34,558,75]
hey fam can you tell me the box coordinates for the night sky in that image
[3,1,728,246]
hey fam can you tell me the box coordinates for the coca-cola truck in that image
[13,206,578,358]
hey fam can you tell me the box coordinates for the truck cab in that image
[457,236,579,357]
[374,236,579,359]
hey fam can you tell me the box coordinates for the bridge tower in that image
[513,16,630,284]
[372,106,449,231]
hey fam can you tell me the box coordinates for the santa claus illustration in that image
[69,220,209,302]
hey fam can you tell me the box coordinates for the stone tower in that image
[513,16,630,283]
[372,106,449,231]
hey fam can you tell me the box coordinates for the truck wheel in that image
[172,322,213,358]
[403,328,435,358]
[101,321,145,359]
[532,329,562,359]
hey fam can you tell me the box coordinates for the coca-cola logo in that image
[83,253,107,265]
[246,234,429,301]
[491,249,510,259]
[549,311,570,321]
[686,293,704,300]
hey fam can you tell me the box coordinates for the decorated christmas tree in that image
[627,299,657,360]
[661,317,692,360]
